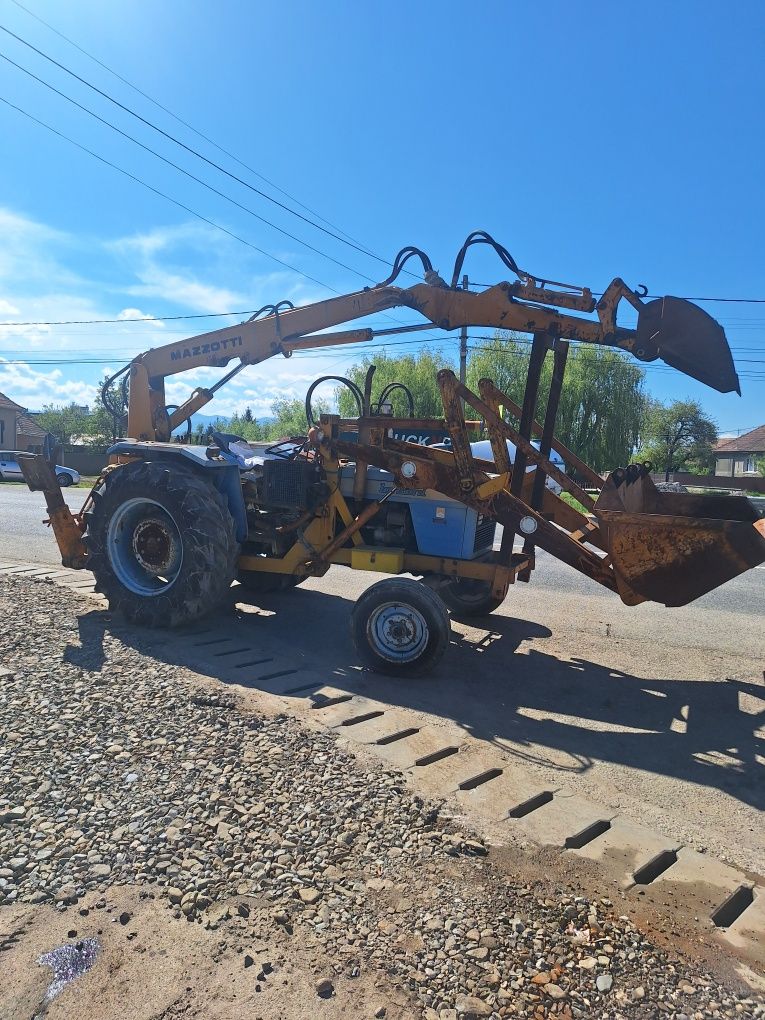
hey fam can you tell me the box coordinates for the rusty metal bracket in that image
[17,454,88,569]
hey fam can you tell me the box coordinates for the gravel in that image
[1,575,763,1019]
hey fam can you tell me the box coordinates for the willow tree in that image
[467,335,647,472]
[336,349,453,418]
[334,337,646,472]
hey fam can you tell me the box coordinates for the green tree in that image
[84,383,127,445]
[263,396,329,440]
[638,399,718,480]
[228,410,264,442]
[36,403,91,446]
[468,335,647,472]
[335,350,453,419]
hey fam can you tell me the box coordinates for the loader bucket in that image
[636,296,741,395]
[594,471,765,606]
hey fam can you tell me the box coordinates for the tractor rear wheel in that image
[350,578,450,677]
[437,576,506,617]
[84,460,238,627]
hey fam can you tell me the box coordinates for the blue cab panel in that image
[338,465,495,560]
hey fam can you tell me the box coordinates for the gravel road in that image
[2,484,764,876]
[2,575,763,1019]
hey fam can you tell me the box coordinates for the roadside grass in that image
[0,477,97,490]
[559,491,591,515]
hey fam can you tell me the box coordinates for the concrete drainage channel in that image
[3,561,764,975]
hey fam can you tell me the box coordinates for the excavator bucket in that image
[636,296,740,394]
[594,470,765,606]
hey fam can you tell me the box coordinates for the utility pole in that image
[459,273,468,387]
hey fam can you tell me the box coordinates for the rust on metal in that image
[594,470,765,605]
[17,454,88,569]
[329,427,621,596]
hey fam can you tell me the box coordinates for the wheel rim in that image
[366,600,429,664]
[106,497,183,596]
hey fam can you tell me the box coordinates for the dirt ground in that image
[2,886,411,1020]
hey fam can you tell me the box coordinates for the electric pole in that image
[459,273,468,386]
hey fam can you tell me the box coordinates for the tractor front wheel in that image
[437,576,506,617]
[350,578,450,677]
[84,460,238,627]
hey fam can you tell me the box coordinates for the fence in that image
[651,472,765,494]
[60,447,109,477]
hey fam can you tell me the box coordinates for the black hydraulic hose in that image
[450,230,523,289]
[305,375,364,427]
[377,381,415,417]
[375,246,433,287]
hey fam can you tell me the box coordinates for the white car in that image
[434,438,566,495]
[0,451,80,487]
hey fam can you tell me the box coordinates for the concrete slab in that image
[513,791,617,848]
[372,727,464,771]
[569,816,681,888]
[455,769,559,822]
[312,694,388,729]
[403,743,504,800]
[629,846,751,918]
[332,707,421,746]
[722,887,765,964]
[225,666,316,695]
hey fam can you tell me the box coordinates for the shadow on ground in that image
[64,581,765,814]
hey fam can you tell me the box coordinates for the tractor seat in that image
[207,431,264,470]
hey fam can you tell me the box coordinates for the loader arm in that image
[126,236,740,441]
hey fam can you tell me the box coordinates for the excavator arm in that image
[126,234,740,441]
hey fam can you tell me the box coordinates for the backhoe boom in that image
[125,236,740,442]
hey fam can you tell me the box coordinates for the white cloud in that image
[0,359,99,409]
[0,206,352,419]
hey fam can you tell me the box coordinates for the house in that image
[714,425,765,477]
[0,391,51,453]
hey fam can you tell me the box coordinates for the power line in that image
[468,281,765,305]
[465,344,765,379]
[0,23,400,275]
[2,302,764,330]
[7,0,365,246]
[0,93,339,295]
[0,335,459,367]
[0,312,427,328]
[0,49,378,285]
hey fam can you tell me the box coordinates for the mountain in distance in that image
[190,412,275,427]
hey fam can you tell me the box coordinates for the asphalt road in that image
[2,481,764,873]
[0,483,88,564]
[1,482,761,620]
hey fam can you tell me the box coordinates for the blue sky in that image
[0,0,763,433]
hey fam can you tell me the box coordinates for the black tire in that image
[58,472,73,487]
[84,460,238,627]
[350,578,450,677]
[438,576,506,617]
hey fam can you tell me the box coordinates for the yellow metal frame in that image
[234,442,524,598]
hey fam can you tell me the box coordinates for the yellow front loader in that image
[21,233,765,675]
